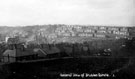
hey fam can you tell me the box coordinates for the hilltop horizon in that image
[0,24,134,27]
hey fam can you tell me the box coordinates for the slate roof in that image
[3,48,36,57]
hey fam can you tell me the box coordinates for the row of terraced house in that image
[54,25,135,39]
[29,25,135,43]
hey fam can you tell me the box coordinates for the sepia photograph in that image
[0,0,135,79]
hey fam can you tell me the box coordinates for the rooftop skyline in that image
[0,0,134,26]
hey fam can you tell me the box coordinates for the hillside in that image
[0,25,134,43]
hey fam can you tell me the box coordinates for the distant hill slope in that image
[0,25,134,43]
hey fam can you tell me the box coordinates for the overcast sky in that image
[0,0,134,26]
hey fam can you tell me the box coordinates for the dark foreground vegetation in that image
[0,57,135,79]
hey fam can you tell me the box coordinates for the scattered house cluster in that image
[1,25,134,44]
[0,25,134,63]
